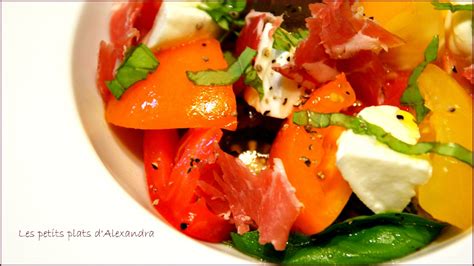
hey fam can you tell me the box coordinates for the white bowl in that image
[72,2,472,264]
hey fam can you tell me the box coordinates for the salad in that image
[96,0,473,263]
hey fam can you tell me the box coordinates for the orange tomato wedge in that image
[106,38,237,130]
[271,73,356,235]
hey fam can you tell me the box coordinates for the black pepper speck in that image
[300,156,311,167]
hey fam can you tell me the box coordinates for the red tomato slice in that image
[163,128,223,207]
[144,129,179,197]
[382,71,410,109]
[178,198,234,242]
[144,128,233,242]
[144,129,179,221]
[106,38,237,130]
[270,73,355,235]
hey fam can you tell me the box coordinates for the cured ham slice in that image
[257,159,303,250]
[337,51,387,106]
[195,164,231,219]
[110,0,163,58]
[96,0,162,101]
[96,41,117,101]
[145,127,300,249]
[216,150,302,251]
[235,10,281,56]
[308,0,404,59]
[276,0,403,105]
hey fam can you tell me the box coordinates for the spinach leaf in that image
[284,213,445,264]
[231,231,284,262]
[230,213,445,264]
[231,231,312,262]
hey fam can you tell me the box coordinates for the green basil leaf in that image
[223,51,237,65]
[124,44,159,70]
[199,0,246,36]
[106,80,126,100]
[423,35,439,62]
[115,67,150,89]
[216,15,231,31]
[431,0,473,12]
[284,213,445,264]
[273,27,308,51]
[293,111,474,166]
[106,44,159,99]
[400,36,439,123]
[187,47,256,86]
[244,65,265,100]
[229,0,246,12]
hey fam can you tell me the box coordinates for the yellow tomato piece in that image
[361,1,444,70]
[417,64,472,230]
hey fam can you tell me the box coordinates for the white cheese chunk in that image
[336,105,432,213]
[358,105,420,145]
[145,1,221,50]
[244,22,304,119]
[336,131,432,213]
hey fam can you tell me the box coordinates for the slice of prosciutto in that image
[308,0,404,59]
[109,0,163,58]
[96,0,162,101]
[337,50,387,106]
[276,0,404,106]
[216,150,302,251]
[96,41,117,101]
[235,10,281,56]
